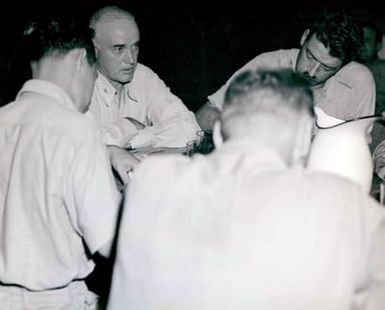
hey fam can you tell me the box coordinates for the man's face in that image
[357,27,378,63]
[295,33,342,86]
[93,17,140,87]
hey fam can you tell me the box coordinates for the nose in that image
[308,62,321,77]
[124,49,135,65]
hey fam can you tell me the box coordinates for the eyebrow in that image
[306,48,336,70]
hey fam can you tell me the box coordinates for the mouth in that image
[121,67,134,74]
[302,74,317,85]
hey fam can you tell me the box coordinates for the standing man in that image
[0,18,121,309]
[107,69,385,309]
[196,10,375,131]
[87,5,201,182]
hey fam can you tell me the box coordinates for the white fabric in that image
[87,64,201,148]
[208,49,375,120]
[108,140,385,310]
[0,281,99,310]
[0,80,121,291]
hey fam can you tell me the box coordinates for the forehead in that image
[305,33,342,68]
[95,17,139,45]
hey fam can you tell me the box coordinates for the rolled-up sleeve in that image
[130,68,200,148]
[87,65,200,149]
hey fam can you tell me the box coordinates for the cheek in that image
[295,54,308,72]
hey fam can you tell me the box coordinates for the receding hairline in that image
[89,6,135,29]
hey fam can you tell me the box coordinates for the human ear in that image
[300,29,310,46]
[213,120,223,148]
[291,115,314,167]
[75,48,87,71]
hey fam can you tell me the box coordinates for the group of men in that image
[0,5,384,310]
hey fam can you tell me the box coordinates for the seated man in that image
[87,5,201,182]
[0,18,121,309]
[355,19,385,198]
[196,10,375,131]
[107,69,385,310]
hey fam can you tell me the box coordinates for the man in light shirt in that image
[87,5,201,183]
[107,69,385,310]
[0,18,121,309]
[196,10,375,131]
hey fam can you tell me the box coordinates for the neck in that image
[32,56,77,108]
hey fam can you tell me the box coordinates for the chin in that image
[119,74,134,84]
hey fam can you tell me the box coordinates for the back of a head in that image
[308,10,363,65]
[23,18,96,65]
[221,69,314,142]
[89,5,135,30]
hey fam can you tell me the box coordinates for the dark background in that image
[0,1,384,112]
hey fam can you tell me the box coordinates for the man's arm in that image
[136,68,201,148]
[66,127,122,259]
[107,145,141,185]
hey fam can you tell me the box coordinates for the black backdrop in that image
[0,0,383,111]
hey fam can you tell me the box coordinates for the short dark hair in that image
[224,68,314,117]
[307,10,363,65]
[23,18,96,65]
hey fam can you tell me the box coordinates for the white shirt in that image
[108,140,385,310]
[208,49,375,120]
[87,64,201,148]
[0,80,121,290]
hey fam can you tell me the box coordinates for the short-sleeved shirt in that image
[108,140,385,310]
[0,80,121,290]
[208,49,375,120]
[87,63,201,148]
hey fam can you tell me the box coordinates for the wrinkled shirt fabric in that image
[108,140,385,310]
[0,80,121,292]
[87,64,201,148]
[208,49,375,120]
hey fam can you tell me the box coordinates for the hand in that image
[125,117,145,130]
[108,145,141,184]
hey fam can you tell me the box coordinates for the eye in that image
[322,66,334,72]
[131,43,139,52]
[112,46,125,53]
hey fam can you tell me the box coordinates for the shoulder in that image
[334,61,375,88]
[132,154,191,184]
[304,171,376,205]
[31,96,99,146]
[133,63,159,79]
[246,49,298,69]
[130,63,167,89]
[255,48,297,59]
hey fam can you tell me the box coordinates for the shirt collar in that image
[96,71,138,106]
[215,139,288,169]
[16,79,77,111]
